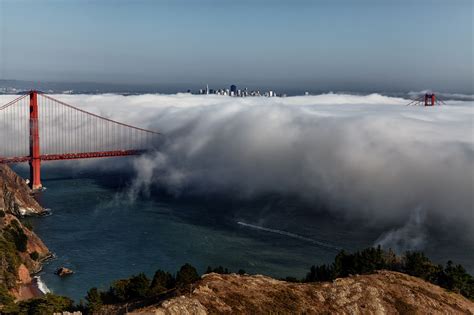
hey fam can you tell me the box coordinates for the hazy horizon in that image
[1,78,473,97]
[1,0,472,93]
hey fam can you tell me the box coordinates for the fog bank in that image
[2,93,473,250]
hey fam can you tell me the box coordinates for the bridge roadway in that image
[0,149,146,164]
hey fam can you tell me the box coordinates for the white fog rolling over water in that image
[1,93,473,251]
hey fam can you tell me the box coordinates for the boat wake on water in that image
[237,221,341,251]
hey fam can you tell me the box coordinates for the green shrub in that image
[303,247,474,301]
[305,264,334,282]
[205,265,230,274]
[127,273,150,299]
[205,266,246,276]
[332,246,388,277]
[104,273,151,302]
[0,303,20,314]
[29,251,39,261]
[0,236,21,289]
[176,263,200,288]
[22,220,34,231]
[150,270,175,294]
[17,294,74,314]
[403,251,434,278]
[4,221,28,252]
[282,276,300,283]
[106,279,130,302]
[442,261,474,299]
[0,285,15,306]
[85,287,103,313]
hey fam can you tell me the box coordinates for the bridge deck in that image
[0,150,146,164]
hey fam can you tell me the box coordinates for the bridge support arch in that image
[29,91,42,190]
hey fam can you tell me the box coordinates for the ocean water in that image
[18,163,473,302]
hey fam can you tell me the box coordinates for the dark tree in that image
[176,263,200,288]
[305,264,334,282]
[4,221,28,252]
[127,273,151,299]
[107,279,130,302]
[150,270,175,294]
[17,294,74,314]
[403,251,434,279]
[85,287,102,313]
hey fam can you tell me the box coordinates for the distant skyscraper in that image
[230,85,237,96]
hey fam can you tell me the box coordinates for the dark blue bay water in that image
[16,164,473,302]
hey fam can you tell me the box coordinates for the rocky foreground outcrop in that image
[0,164,50,300]
[0,165,44,216]
[132,271,474,315]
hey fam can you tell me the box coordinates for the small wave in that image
[40,208,53,217]
[33,276,51,294]
[237,221,341,251]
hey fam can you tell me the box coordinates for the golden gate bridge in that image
[0,91,160,190]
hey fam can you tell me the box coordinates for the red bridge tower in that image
[406,92,446,106]
[424,93,436,106]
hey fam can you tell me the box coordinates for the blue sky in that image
[0,0,472,92]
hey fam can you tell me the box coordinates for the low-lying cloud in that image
[2,92,473,248]
[375,206,427,252]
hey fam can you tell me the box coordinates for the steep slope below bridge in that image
[131,271,474,315]
[0,165,50,302]
[0,165,44,216]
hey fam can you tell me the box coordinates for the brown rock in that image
[0,164,44,216]
[133,271,474,314]
[17,264,32,284]
[55,267,74,277]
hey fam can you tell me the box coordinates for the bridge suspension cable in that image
[0,91,161,189]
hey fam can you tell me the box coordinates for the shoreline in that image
[34,275,51,295]
[16,230,56,301]
[1,164,56,302]
[15,277,49,301]
[14,225,56,301]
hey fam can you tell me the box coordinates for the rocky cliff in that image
[0,165,44,216]
[0,164,50,301]
[133,271,474,314]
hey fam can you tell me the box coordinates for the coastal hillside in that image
[132,271,474,314]
[0,165,44,217]
[0,165,50,302]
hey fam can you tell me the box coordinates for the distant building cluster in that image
[193,84,286,97]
